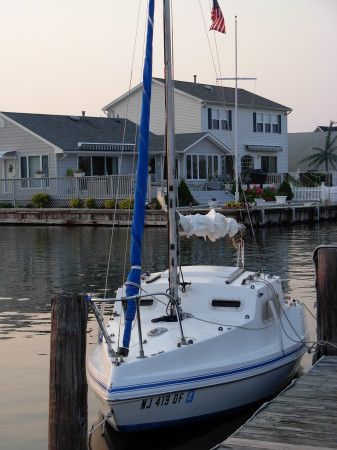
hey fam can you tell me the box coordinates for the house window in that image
[212,109,220,129]
[186,154,219,180]
[261,156,277,173]
[78,156,118,176]
[208,155,219,179]
[272,114,280,133]
[222,155,234,178]
[20,155,49,178]
[162,158,179,180]
[256,113,263,132]
[241,155,254,174]
[208,108,232,130]
[254,113,281,134]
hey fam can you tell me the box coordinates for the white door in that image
[3,159,15,193]
[4,159,15,179]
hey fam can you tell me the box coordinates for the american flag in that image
[210,0,226,34]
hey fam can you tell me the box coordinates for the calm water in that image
[0,221,337,449]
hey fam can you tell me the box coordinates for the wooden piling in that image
[313,245,337,362]
[48,293,88,450]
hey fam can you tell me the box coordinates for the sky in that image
[0,0,336,132]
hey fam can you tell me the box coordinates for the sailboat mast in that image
[163,0,179,303]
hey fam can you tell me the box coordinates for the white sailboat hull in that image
[89,345,304,432]
[88,265,308,432]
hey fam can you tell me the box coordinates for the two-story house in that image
[103,77,291,184]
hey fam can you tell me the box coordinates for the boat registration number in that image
[140,390,195,410]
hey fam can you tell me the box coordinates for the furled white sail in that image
[179,209,242,242]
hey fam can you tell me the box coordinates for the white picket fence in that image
[292,183,337,203]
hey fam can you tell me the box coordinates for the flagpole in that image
[234,16,238,203]
[217,15,256,204]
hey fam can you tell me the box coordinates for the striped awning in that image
[245,145,283,152]
[0,150,16,159]
[77,142,135,152]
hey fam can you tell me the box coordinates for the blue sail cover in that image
[121,0,154,353]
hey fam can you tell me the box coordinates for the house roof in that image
[1,112,227,156]
[153,78,291,112]
[102,78,291,113]
[1,112,140,152]
[149,132,230,154]
[314,125,337,132]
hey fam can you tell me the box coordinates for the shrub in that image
[31,193,50,208]
[104,199,116,209]
[178,179,194,206]
[119,198,134,209]
[231,181,243,197]
[147,199,163,210]
[70,198,82,208]
[278,180,293,200]
[262,187,276,201]
[84,198,96,208]
[0,202,13,208]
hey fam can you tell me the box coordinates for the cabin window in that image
[140,298,154,307]
[211,299,241,309]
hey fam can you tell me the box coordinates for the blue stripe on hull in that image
[88,344,305,397]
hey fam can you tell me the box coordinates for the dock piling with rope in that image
[313,245,337,362]
[218,245,337,449]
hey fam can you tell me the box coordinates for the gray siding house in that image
[103,77,291,181]
[0,111,228,201]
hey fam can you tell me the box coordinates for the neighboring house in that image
[103,77,291,181]
[288,131,337,173]
[0,111,140,180]
[0,111,228,188]
[314,125,337,132]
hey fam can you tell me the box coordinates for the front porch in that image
[0,174,137,208]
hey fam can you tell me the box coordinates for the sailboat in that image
[87,0,308,432]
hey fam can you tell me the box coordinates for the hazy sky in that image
[1,0,336,132]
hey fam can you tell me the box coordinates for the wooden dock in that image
[218,356,337,449]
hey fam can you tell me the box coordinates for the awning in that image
[0,150,16,159]
[77,142,135,152]
[245,145,283,152]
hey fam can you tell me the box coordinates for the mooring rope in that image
[87,412,113,440]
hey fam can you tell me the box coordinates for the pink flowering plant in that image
[245,185,276,202]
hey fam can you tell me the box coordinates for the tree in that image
[299,120,337,186]
[178,179,194,206]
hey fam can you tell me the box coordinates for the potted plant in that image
[275,193,288,204]
[74,168,85,177]
[34,169,45,178]
[208,197,218,208]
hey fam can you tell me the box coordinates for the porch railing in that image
[0,175,136,207]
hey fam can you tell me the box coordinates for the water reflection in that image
[0,222,336,449]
